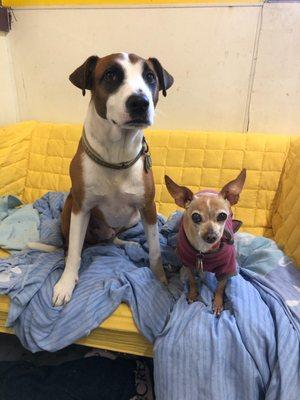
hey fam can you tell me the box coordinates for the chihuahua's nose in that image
[126,94,149,115]
[204,233,217,244]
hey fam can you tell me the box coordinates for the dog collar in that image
[82,131,152,172]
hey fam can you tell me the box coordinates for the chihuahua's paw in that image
[157,270,168,286]
[213,295,224,316]
[52,274,78,307]
[151,259,168,285]
[187,291,198,304]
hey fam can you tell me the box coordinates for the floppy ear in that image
[149,58,174,97]
[69,55,99,96]
[220,169,246,205]
[165,175,193,208]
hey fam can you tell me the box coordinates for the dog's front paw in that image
[150,258,168,285]
[187,290,198,304]
[52,274,78,307]
[156,269,168,286]
[213,294,224,316]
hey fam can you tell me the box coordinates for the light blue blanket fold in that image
[0,195,40,251]
[0,192,299,399]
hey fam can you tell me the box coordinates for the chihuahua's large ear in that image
[149,58,174,97]
[69,55,99,96]
[220,169,247,205]
[165,175,193,208]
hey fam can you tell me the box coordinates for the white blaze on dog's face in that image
[106,54,155,128]
[69,52,174,129]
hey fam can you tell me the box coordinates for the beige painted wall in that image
[249,3,300,135]
[2,3,300,134]
[8,6,260,132]
[0,33,18,125]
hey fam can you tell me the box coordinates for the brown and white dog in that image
[52,53,173,306]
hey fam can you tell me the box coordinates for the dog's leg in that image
[52,209,90,307]
[182,267,207,305]
[141,202,167,285]
[213,277,228,316]
[180,265,188,283]
[186,267,198,304]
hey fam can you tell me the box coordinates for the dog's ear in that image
[220,169,246,205]
[149,58,174,97]
[165,175,193,208]
[69,55,99,96]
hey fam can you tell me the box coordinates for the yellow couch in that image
[0,121,299,356]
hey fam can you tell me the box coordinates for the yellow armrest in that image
[272,137,300,268]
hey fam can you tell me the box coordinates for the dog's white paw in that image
[52,275,78,307]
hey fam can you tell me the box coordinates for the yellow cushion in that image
[148,130,290,237]
[0,121,35,199]
[0,121,299,353]
[0,250,9,258]
[272,137,300,267]
[0,122,291,238]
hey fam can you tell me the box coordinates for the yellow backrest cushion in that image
[0,121,35,198]
[0,122,291,238]
[148,130,290,237]
[22,122,82,202]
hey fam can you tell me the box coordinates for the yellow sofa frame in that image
[0,121,299,356]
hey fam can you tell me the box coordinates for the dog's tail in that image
[27,242,60,252]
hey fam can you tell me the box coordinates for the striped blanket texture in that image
[0,192,299,400]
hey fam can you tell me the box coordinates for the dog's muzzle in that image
[203,232,218,244]
[125,94,150,126]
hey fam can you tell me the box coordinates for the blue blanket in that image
[0,195,40,251]
[0,192,299,399]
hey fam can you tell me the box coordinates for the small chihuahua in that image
[165,169,246,316]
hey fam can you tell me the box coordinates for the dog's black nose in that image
[126,94,149,115]
[204,233,217,244]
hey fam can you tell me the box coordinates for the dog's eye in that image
[103,70,118,82]
[145,72,156,84]
[217,212,227,222]
[191,212,202,224]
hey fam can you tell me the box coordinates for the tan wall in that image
[249,3,300,135]
[1,3,300,134]
[0,33,18,124]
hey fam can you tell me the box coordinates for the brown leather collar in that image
[82,131,152,172]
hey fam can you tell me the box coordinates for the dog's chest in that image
[82,155,145,225]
